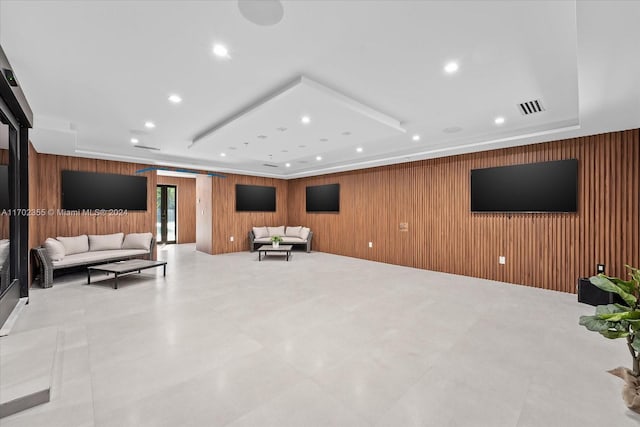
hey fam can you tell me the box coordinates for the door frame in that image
[157,184,177,244]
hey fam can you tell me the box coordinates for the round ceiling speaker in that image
[238,0,284,26]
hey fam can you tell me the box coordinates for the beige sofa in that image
[249,226,313,253]
[32,232,154,287]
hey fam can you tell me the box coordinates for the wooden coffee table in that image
[87,259,167,289]
[257,245,293,261]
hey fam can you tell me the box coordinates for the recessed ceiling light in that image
[494,116,505,125]
[213,44,230,58]
[130,138,139,144]
[412,134,421,141]
[144,121,155,129]
[356,147,363,153]
[301,116,311,124]
[168,94,182,104]
[285,163,291,168]
[316,155,322,161]
[220,152,226,157]
[444,62,459,74]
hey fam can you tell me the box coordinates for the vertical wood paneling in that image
[157,175,196,243]
[288,129,640,293]
[210,173,288,254]
[28,152,157,261]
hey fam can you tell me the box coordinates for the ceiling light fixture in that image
[213,44,230,58]
[301,116,311,124]
[356,147,363,153]
[130,138,139,144]
[444,61,459,74]
[412,134,421,141]
[168,94,182,104]
[285,163,291,168]
[494,116,505,125]
[316,155,322,161]
[144,121,155,129]
[220,152,226,157]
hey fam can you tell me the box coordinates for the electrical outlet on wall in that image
[230,236,234,242]
[368,242,373,248]
[597,264,605,274]
[499,256,506,265]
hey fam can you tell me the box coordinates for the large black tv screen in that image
[0,165,9,210]
[306,184,340,212]
[471,159,578,212]
[236,184,276,212]
[61,171,148,210]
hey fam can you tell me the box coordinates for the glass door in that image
[156,185,177,244]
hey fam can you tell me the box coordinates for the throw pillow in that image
[122,232,153,250]
[268,226,285,237]
[285,226,302,237]
[56,235,89,255]
[299,227,310,240]
[253,227,269,239]
[44,238,65,261]
[89,233,124,251]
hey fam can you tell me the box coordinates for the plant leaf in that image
[595,304,628,315]
[580,315,613,332]
[590,275,637,307]
[600,330,629,339]
[632,336,640,353]
[598,311,640,322]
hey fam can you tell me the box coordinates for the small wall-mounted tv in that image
[236,184,276,212]
[0,165,9,210]
[471,159,578,213]
[306,183,340,212]
[61,170,148,210]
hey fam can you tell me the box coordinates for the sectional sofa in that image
[32,232,155,288]
[249,226,313,253]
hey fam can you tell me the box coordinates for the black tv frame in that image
[306,183,340,213]
[470,159,578,213]
[61,170,148,211]
[235,184,276,212]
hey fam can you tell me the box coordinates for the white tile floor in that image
[3,244,640,426]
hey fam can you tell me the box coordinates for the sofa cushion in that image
[268,226,285,237]
[122,232,153,250]
[56,235,89,255]
[299,227,310,240]
[282,237,305,243]
[253,226,269,239]
[254,237,273,243]
[89,233,124,251]
[44,238,66,261]
[285,226,302,237]
[52,249,148,268]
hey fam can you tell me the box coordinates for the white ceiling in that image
[0,0,638,178]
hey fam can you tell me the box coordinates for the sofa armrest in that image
[148,236,156,259]
[32,246,54,288]
[248,230,256,252]
[306,231,313,253]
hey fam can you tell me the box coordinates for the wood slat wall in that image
[157,175,196,243]
[210,173,288,254]
[288,129,640,293]
[28,151,157,259]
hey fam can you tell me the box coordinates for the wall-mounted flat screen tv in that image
[471,159,578,212]
[236,184,276,212]
[61,170,148,210]
[306,183,340,212]
[0,165,9,210]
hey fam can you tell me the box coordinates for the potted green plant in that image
[579,265,640,413]
[270,235,283,248]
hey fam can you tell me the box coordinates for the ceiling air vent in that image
[518,99,545,115]
[262,163,278,168]
[133,145,160,151]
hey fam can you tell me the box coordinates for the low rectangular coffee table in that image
[258,245,293,261]
[87,259,167,289]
